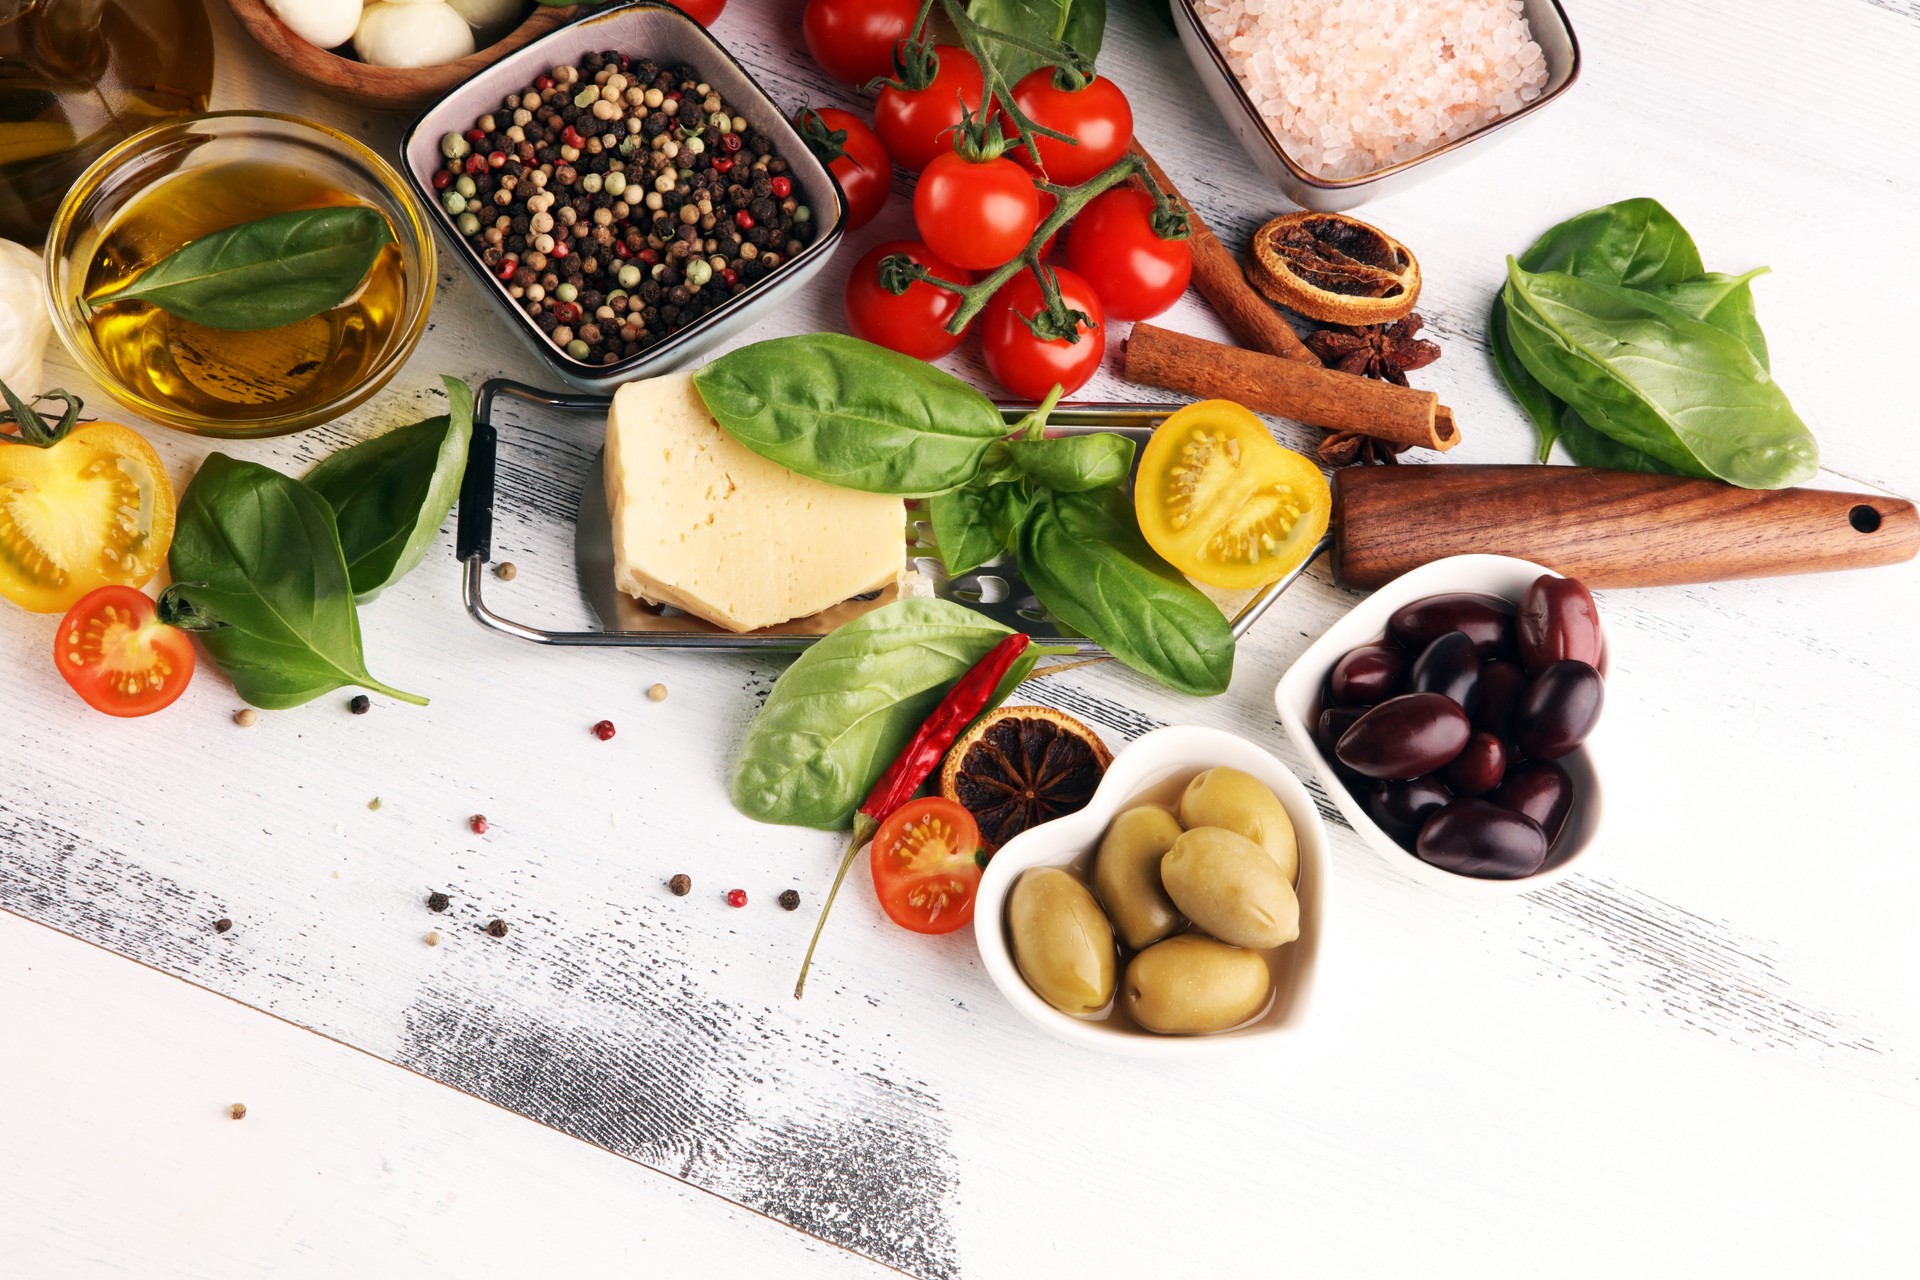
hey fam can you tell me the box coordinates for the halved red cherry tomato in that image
[844,240,972,360]
[803,0,919,85]
[873,44,985,174]
[870,796,983,935]
[913,151,1038,270]
[796,107,893,230]
[53,585,195,717]
[1007,70,1132,186]
[663,0,726,23]
[1064,187,1193,321]
[982,266,1106,401]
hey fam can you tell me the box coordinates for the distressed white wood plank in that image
[3,0,1919,1276]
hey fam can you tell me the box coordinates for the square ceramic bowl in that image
[973,725,1328,1057]
[1274,555,1605,896]
[1170,0,1582,211]
[400,1,845,392]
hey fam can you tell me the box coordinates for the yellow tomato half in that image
[0,420,176,613]
[1134,400,1331,590]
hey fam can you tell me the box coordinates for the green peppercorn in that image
[555,282,578,303]
[457,212,482,236]
[440,132,471,160]
[567,338,591,359]
[794,206,811,225]
[455,175,477,198]
[618,264,642,288]
[684,258,713,287]
[443,191,468,215]
[574,87,600,109]
[683,136,705,156]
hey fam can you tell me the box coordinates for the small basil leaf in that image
[694,335,1005,498]
[1489,298,1565,462]
[1008,431,1135,492]
[730,599,1035,830]
[1017,488,1234,696]
[1649,269,1771,371]
[930,484,1004,579]
[967,0,1106,80]
[168,454,426,709]
[305,376,474,602]
[100,206,395,332]
[1515,197,1704,288]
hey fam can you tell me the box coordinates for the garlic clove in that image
[264,0,362,49]
[354,1,476,68]
[0,239,53,398]
[447,0,522,46]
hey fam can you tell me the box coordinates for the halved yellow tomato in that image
[1134,400,1331,590]
[1,413,176,614]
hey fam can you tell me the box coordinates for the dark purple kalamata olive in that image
[1416,799,1548,879]
[1336,692,1472,781]
[1473,660,1527,741]
[1441,731,1507,797]
[1387,592,1516,659]
[1328,644,1409,708]
[1408,631,1481,713]
[1517,575,1604,674]
[1315,706,1367,756]
[1367,775,1452,849]
[1490,760,1574,849]
[1515,660,1605,760]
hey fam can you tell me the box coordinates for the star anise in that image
[1303,313,1442,387]
[1319,432,1405,467]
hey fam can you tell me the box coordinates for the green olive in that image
[1123,934,1272,1035]
[1179,766,1299,883]
[1092,806,1186,950]
[1160,827,1300,949]
[1008,867,1116,1016]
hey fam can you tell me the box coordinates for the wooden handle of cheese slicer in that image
[1333,466,1920,589]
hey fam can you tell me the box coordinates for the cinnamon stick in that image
[1127,141,1318,366]
[1125,324,1459,453]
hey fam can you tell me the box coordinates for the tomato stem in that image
[794,813,878,1000]
[0,378,83,448]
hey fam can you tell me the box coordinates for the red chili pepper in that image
[793,632,1031,998]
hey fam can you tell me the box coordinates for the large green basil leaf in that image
[1649,269,1771,371]
[99,206,394,332]
[1503,262,1817,489]
[305,376,473,602]
[1553,404,1675,474]
[1017,488,1234,696]
[968,0,1107,80]
[694,335,1005,498]
[1489,300,1567,462]
[730,599,1039,830]
[165,455,426,709]
[1008,431,1134,492]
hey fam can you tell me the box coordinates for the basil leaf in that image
[305,376,473,602]
[166,454,426,709]
[1502,261,1818,490]
[1649,269,1771,371]
[1554,404,1677,475]
[100,207,395,332]
[1008,431,1134,492]
[730,600,1038,830]
[694,335,1006,498]
[930,484,1004,578]
[1017,488,1234,696]
[1490,299,1567,462]
[968,0,1106,80]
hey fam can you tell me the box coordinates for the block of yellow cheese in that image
[604,372,905,633]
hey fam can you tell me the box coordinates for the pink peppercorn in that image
[469,815,489,835]
[535,74,554,90]
[497,258,518,281]
[726,889,747,908]
[713,157,732,174]
[592,720,616,741]
[770,176,791,198]
[721,268,737,286]
[734,210,753,229]
[488,150,507,170]
[465,128,487,143]
[432,170,453,191]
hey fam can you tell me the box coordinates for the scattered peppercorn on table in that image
[3,2,1917,1277]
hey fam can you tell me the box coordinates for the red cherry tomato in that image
[663,0,726,23]
[1064,187,1193,321]
[913,151,1038,271]
[873,44,985,174]
[982,266,1106,400]
[795,107,893,231]
[870,796,983,935]
[53,585,195,717]
[844,240,973,360]
[802,0,919,85]
[1008,70,1133,186]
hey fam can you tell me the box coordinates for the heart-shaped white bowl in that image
[1273,554,1607,896]
[973,725,1329,1056]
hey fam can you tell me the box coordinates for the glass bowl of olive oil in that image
[43,111,435,438]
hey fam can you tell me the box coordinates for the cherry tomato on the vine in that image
[53,585,195,717]
[663,0,726,24]
[913,151,1038,271]
[1064,187,1193,321]
[982,266,1106,401]
[802,0,919,86]
[874,44,985,174]
[870,796,984,935]
[795,107,892,231]
[1007,70,1133,186]
[844,240,973,361]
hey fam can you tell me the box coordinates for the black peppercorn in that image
[778,890,800,911]
[486,918,510,938]
[426,892,451,913]
[668,874,691,896]
[349,694,371,715]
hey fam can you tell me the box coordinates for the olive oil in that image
[81,161,409,425]
[0,0,213,241]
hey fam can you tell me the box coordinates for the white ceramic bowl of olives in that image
[1274,554,1608,896]
[973,725,1329,1056]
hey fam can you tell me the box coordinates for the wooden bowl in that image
[224,0,579,112]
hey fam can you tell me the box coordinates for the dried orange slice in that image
[940,706,1112,852]
[1246,211,1420,325]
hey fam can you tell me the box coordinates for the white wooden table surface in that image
[5,1,1918,1276]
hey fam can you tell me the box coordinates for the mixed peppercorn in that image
[434,51,816,368]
